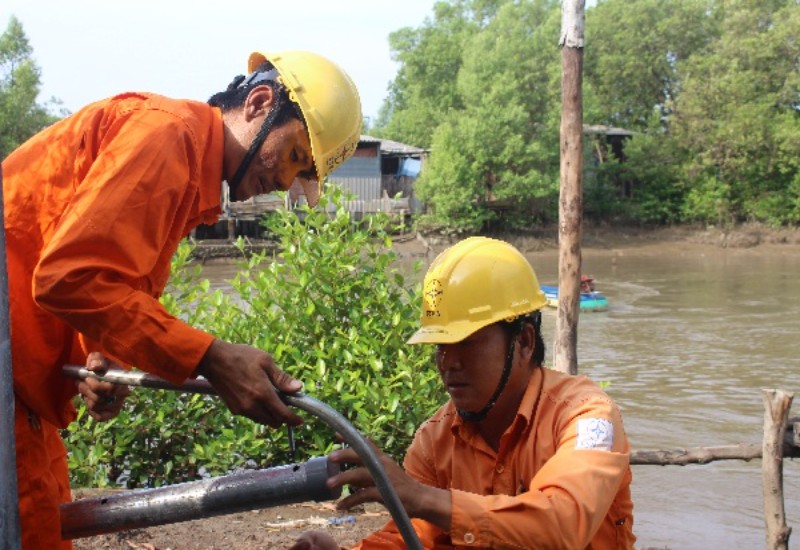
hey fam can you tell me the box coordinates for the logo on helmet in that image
[424,279,443,317]
[326,138,359,173]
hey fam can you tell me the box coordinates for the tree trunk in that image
[554,0,585,375]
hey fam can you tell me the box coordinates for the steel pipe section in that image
[61,456,340,540]
[0,166,22,550]
[62,366,424,550]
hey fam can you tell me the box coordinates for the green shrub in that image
[681,174,735,226]
[230,189,442,460]
[63,190,443,488]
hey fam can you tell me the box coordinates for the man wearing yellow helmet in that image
[1,50,360,549]
[293,237,635,550]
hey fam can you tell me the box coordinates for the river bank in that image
[415,221,800,252]
[189,222,800,262]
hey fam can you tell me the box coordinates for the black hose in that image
[282,392,423,550]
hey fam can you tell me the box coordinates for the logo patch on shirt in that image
[576,418,614,451]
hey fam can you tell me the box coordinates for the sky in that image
[1,0,439,123]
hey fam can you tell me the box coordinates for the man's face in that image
[231,117,315,202]
[435,323,523,414]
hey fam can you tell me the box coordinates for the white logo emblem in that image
[576,418,614,451]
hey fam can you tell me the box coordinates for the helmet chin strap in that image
[457,338,517,423]
[226,86,284,200]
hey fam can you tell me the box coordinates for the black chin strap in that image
[457,338,517,423]
[226,85,284,199]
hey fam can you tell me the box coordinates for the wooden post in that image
[762,389,793,550]
[630,444,763,465]
[227,217,236,242]
[554,0,585,375]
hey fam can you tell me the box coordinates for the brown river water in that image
[199,240,800,549]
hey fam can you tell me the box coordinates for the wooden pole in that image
[630,416,800,465]
[762,389,793,550]
[227,217,236,242]
[554,0,585,375]
[630,444,762,465]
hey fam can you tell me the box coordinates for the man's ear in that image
[518,323,536,364]
[243,85,275,122]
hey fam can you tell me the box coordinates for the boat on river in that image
[540,276,609,312]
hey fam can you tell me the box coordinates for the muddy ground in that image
[70,223,800,550]
[70,489,390,550]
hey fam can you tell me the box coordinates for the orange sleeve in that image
[32,107,214,383]
[350,518,443,550]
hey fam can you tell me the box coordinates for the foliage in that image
[64,191,443,488]
[593,112,689,225]
[413,0,563,231]
[0,16,62,158]
[415,118,495,233]
[228,189,441,460]
[670,0,800,226]
[681,174,735,226]
[584,0,716,130]
[373,1,496,148]
[377,0,799,230]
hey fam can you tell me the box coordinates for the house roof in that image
[360,135,426,155]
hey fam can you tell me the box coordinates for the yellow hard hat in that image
[249,50,362,205]
[407,237,547,345]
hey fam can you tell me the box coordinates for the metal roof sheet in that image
[360,135,426,155]
[583,124,636,137]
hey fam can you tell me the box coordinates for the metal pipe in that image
[63,365,216,395]
[0,166,22,549]
[61,456,340,539]
[63,366,423,550]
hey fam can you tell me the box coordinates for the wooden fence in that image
[630,389,796,549]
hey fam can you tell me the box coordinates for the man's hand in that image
[288,530,339,550]
[75,352,131,421]
[196,339,303,428]
[325,440,452,531]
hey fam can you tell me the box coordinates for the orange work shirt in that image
[354,368,636,549]
[2,92,223,427]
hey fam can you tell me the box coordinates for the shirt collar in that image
[450,367,544,440]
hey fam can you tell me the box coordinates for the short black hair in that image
[208,62,304,129]
[500,312,545,366]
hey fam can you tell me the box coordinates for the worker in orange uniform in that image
[1,50,361,549]
[292,237,635,550]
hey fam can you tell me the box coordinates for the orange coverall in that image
[353,368,636,549]
[2,92,224,548]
